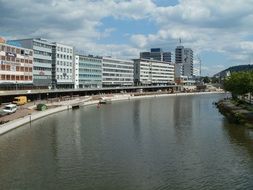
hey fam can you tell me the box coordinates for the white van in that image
[3,104,17,114]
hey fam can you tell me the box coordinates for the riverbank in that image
[0,91,225,136]
[216,99,253,128]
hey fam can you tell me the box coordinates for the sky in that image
[1,0,253,76]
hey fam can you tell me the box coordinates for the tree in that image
[224,71,253,99]
[211,77,219,84]
[203,76,210,84]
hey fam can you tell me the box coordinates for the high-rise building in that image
[140,48,172,62]
[8,38,53,88]
[102,57,134,87]
[175,46,193,78]
[175,46,184,64]
[52,43,74,89]
[0,40,33,90]
[133,59,175,85]
[183,48,193,77]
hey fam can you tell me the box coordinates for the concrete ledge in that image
[0,91,225,136]
[0,106,67,135]
[111,91,225,102]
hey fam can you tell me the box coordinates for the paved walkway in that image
[0,96,92,124]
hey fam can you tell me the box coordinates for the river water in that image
[1,94,253,190]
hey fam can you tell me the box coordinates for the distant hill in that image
[213,64,253,78]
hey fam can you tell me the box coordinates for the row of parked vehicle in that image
[0,96,28,116]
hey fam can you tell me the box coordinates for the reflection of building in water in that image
[51,112,83,174]
[173,96,193,126]
[173,96,194,141]
[133,100,141,142]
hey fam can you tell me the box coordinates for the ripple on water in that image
[1,94,253,190]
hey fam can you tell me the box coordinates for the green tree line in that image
[224,71,253,99]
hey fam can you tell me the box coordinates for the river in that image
[1,94,253,190]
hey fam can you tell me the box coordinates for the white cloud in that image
[1,0,253,75]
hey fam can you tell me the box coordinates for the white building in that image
[133,59,175,85]
[52,43,74,88]
[102,57,134,87]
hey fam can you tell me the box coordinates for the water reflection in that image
[133,100,141,144]
[173,96,193,143]
[1,94,253,189]
[222,119,253,156]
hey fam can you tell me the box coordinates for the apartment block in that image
[133,59,175,85]
[102,57,134,87]
[0,41,33,89]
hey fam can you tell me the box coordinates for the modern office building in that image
[175,46,193,78]
[75,54,102,88]
[8,38,53,88]
[102,57,134,87]
[133,59,175,85]
[140,48,172,62]
[0,40,33,89]
[52,43,74,89]
[183,48,193,76]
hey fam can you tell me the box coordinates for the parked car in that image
[3,104,17,114]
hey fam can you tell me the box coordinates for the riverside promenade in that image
[0,91,225,136]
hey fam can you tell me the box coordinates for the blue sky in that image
[1,0,253,76]
[97,17,158,45]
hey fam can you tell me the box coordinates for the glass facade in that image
[78,55,102,88]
